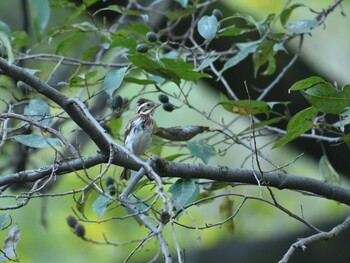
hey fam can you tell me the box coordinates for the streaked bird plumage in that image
[120,98,160,180]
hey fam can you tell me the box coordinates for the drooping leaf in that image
[103,67,128,98]
[289,76,326,92]
[92,194,112,219]
[0,214,11,232]
[197,15,218,43]
[153,126,209,141]
[219,197,235,234]
[319,155,340,185]
[280,3,305,26]
[110,35,138,50]
[285,19,319,34]
[0,20,14,64]
[169,179,199,214]
[29,0,50,40]
[124,77,157,85]
[220,41,259,74]
[0,224,20,263]
[188,140,215,164]
[302,83,350,114]
[273,106,317,148]
[24,99,51,125]
[12,134,62,149]
[252,40,275,77]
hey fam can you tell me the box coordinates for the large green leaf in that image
[188,140,215,164]
[302,83,350,114]
[197,15,218,43]
[92,194,112,219]
[169,179,199,213]
[252,40,275,77]
[24,99,51,125]
[103,67,128,98]
[273,106,317,148]
[29,0,50,40]
[289,76,326,91]
[12,134,62,149]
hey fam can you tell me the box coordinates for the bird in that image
[120,98,160,180]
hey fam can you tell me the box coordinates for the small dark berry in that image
[74,223,85,238]
[146,32,158,42]
[160,211,171,225]
[108,95,123,109]
[66,215,77,228]
[158,94,169,103]
[136,43,149,53]
[212,9,223,21]
[108,184,116,196]
[163,102,174,112]
[105,176,114,187]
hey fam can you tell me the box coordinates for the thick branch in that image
[1,153,350,206]
[0,57,110,154]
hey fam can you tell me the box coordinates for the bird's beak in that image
[155,103,161,108]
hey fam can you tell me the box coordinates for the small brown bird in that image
[120,98,160,180]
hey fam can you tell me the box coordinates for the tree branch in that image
[278,214,350,263]
[1,153,350,206]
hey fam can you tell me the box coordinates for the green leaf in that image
[124,77,157,85]
[289,76,326,91]
[92,194,112,219]
[197,15,218,43]
[169,179,199,213]
[24,99,51,125]
[273,107,317,148]
[280,4,305,26]
[175,0,188,8]
[252,40,275,77]
[0,214,11,232]
[103,67,128,98]
[160,58,210,81]
[0,21,14,64]
[128,54,181,85]
[302,83,350,114]
[219,26,255,37]
[13,134,62,149]
[219,197,235,234]
[164,7,196,21]
[285,19,319,34]
[195,56,219,71]
[76,187,94,214]
[93,5,142,17]
[221,100,270,116]
[319,155,340,185]
[110,35,138,50]
[29,0,50,40]
[11,31,30,50]
[220,41,259,75]
[0,224,20,262]
[107,118,122,137]
[188,140,215,164]
[164,153,186,162]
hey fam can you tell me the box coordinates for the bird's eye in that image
[147,103,151,107]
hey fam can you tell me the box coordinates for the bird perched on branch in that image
[120,98,160,180]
